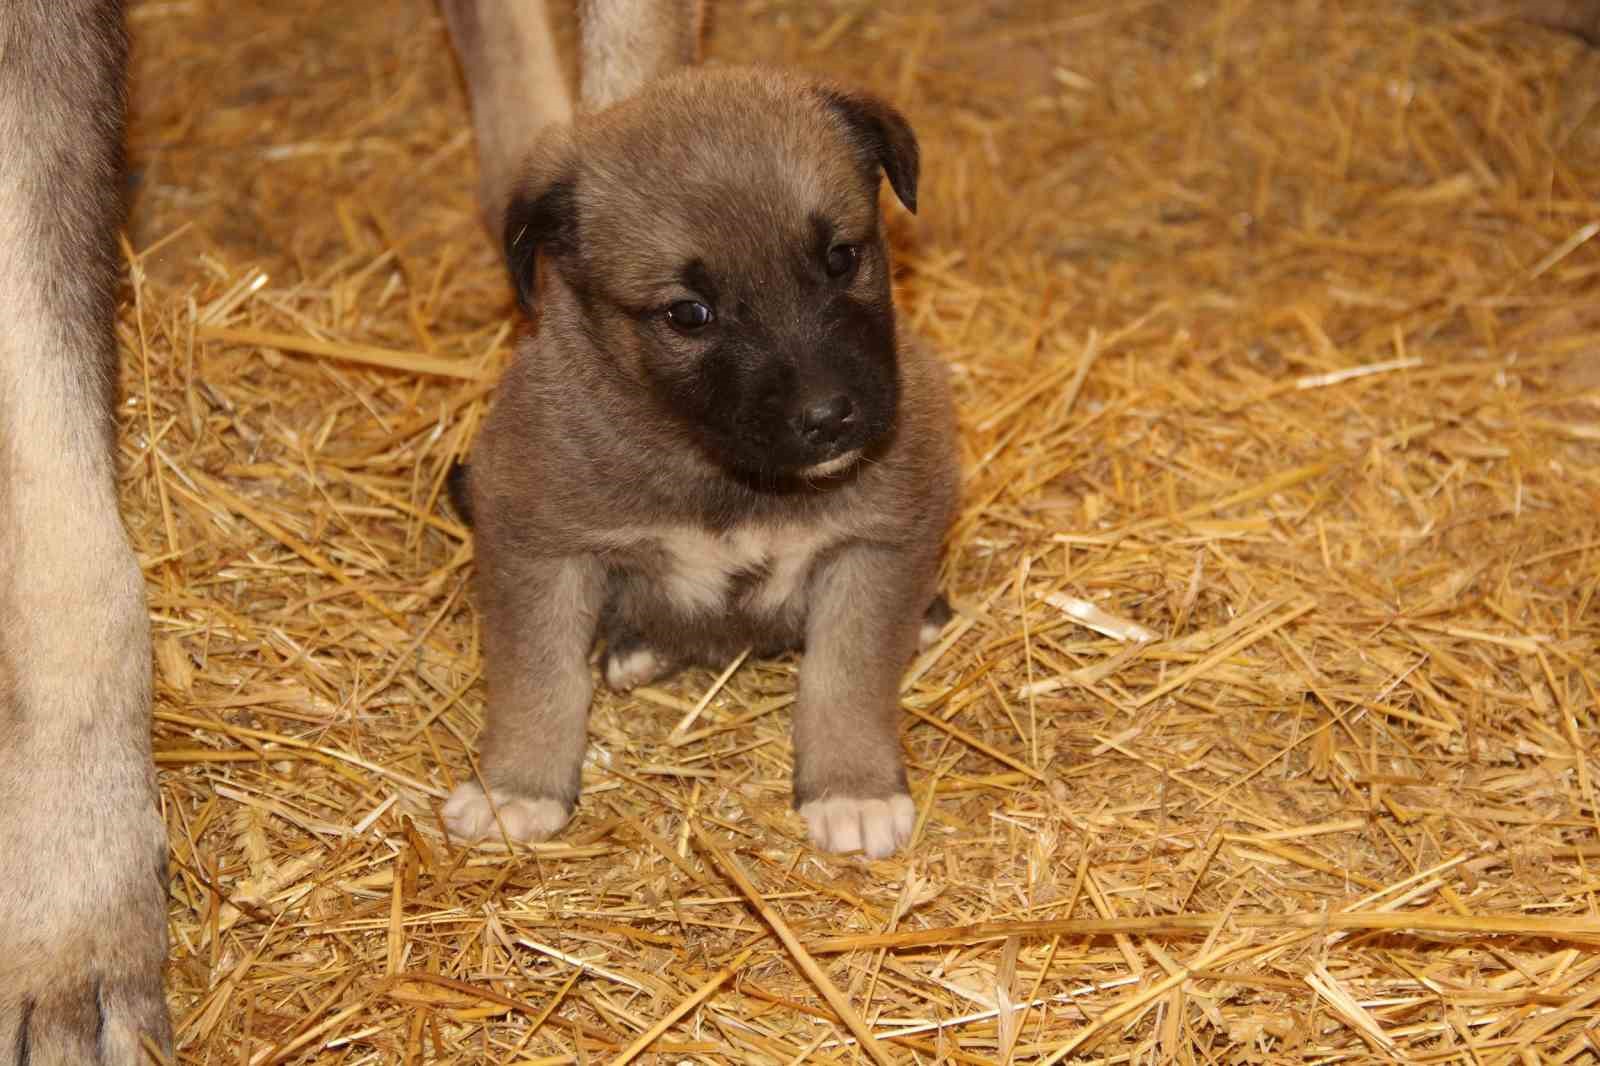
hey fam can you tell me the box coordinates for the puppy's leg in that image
[443,554,605,843]
[0,0,171,1058]
[794,545,935,859]
[440,0,574,232]
[578,0,706,108]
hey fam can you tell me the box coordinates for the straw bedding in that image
[120,0,1600,1061]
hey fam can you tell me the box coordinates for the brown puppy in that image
[443,68,959,859]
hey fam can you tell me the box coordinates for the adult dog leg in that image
[0,1,170,1059]
[578,0,706,108]
[440,0,574,232]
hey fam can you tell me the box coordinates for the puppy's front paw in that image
[799,793,915,858]
[443,782,571,843]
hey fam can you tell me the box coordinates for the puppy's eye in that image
[825,243,860,280]
[665,300,714,332]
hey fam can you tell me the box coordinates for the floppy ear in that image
[816,87,921,215]
[502,174,577,313]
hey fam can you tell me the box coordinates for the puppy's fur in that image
[444,69,959,858]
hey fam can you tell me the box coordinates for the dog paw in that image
[0,767,172,1064]
[604,643,670,692]
[2,972,171,1066]
[799,793,915,858]
[443,782,571,843]
[0,666,171,1061]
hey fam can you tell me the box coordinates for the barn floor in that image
[124,1,1600,1062]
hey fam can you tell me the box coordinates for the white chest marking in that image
[655,525,836,616]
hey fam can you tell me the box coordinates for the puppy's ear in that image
[817,87,920,215]
[502,175,577,313]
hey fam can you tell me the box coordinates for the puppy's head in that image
[504,69,919,480]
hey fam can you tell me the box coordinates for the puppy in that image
[443,68,959,859]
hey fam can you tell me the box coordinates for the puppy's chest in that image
[631,525,838,618]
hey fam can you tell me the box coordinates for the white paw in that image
[604,644,665,692]
[918,616,947,650]
[799,794,916,858]
[442,782,571,843]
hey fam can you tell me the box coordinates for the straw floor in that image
[122,1,1600,1062]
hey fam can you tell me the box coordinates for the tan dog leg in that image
[440,0,575,232]
[579,0,706,108]
[0,1,171,1058]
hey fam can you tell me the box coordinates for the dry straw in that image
[124,0,1599,1062]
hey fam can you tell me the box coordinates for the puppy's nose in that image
[795,394,854,447]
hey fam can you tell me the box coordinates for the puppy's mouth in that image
[795,448,863,480]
